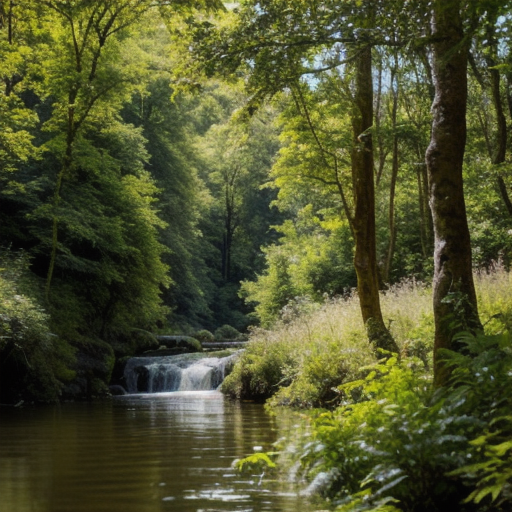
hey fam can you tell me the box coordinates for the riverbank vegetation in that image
[285,328,512,512]
[228,265,512,511]
[223,265,512,407]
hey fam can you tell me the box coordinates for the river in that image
[0,391,316,512]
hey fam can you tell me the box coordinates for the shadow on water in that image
[0,391,315,512]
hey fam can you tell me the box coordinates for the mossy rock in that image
[214,324,242,341]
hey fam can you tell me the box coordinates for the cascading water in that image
[123,352,239,394]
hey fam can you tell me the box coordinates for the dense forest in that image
[0,0,283,401]
[2,1,512,509]
[0,0,510,389]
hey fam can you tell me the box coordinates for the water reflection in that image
[0,391,312,512]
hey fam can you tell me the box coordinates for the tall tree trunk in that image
[426,0,481,385]
[351,44,398,354]
[45,91,77,302]
[405,51,434,263]
[416,49,435,261]
[222,188,234,282]
[484,14,512,217]
[416,156,432,260]
[43,4,112,300]
[221,164,241,283]
[375,56,387,187]
[2,0,23,96]
[383,54,399,284]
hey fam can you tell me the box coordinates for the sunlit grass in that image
[475,261,512,333]
[223,266,512,407]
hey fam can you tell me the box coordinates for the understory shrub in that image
[194,329,215,343]
[214,324,242,340]
[380,278,434,366]
[275,330,512,512]
[474,262,512,334]
[231,267,512,511]
[222,294,374,403]
[224,282,434,406]
[0,251,75,403]
[228,268,509,407]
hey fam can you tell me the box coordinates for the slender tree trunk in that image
[484,16,512,218]
[43,5,110,300]
[45,92,76,301]
[506,71,512,121]
[416,46,436,104]
[404,53,434,263]
[416,157,432,259]
[222,170,238,283]
[426,0,481,385]
[489,69,512,215]
[2,0,23,96]
[416,49,435,261]
[383,55,399,284]
[375,56,387,187]
[222,199,233,282]
[351,44,398,354]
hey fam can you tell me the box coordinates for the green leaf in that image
[489,440,512,458]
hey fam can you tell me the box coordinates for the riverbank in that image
[223,265,512,406]
[227,265,512,511]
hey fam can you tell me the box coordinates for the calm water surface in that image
[0,391,314,512]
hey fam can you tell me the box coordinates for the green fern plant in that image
[280,329,512,512]
[440,331,512,509]
[234,452,277,473]
[449,420,512,506]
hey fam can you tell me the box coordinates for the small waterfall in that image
[123,352,239,394]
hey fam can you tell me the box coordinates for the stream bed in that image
[0,391,316,512]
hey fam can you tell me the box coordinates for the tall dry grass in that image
[475,261,512,333]
[223,267,512,406]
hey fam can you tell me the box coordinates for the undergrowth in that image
[222,294,375,406]
[222,279,434,406]
[229,266,512,511]
[224,268,512,407]
[276,331,512,512]
[0,250,75,403]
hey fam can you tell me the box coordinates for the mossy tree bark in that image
[426,0,482,385]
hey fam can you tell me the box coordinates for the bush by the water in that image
[222,280,433,406]
[0,252,75,403]
[194,329,215,343]
[278,330,512,512]
[214,324,242,340]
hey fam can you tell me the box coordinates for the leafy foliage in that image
[270,327,512,512]
[2,0,512,404]
[241,207,356,327]
[223,291,375,405]
[214,324,242,340]
[234,451,277,473]
[0,251,75,403]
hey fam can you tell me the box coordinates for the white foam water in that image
[124,353,239,394]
